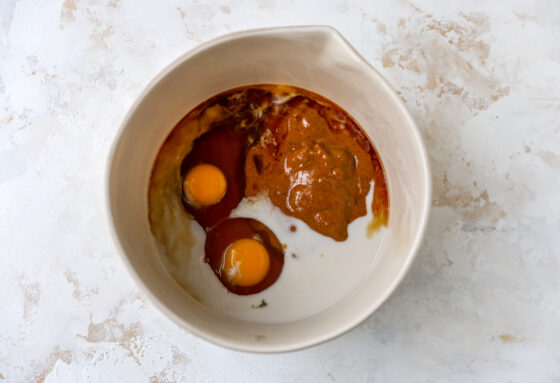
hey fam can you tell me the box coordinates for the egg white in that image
[178,182,387,324]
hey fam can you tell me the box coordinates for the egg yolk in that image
[223,238,270,287]
[184,164,227,206]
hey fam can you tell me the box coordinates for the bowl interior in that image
[108,26,430,352]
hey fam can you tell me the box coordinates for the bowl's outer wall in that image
[108,26,431,352]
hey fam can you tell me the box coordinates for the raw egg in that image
[180,124,248,229]
[223,238,270,287]
[205,218,284,295]
[183,164,227,207]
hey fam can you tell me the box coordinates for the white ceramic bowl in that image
[107,26,431,352]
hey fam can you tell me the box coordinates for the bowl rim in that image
[106,25,432,353]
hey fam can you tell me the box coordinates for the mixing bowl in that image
[107,26,431,352]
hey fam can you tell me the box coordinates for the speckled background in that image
[1,0,560,381]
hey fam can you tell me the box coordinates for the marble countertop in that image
[2,0,560,381]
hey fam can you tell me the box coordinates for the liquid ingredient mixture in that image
[149,84,389,297]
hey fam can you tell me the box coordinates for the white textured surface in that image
[1,0,560,381]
